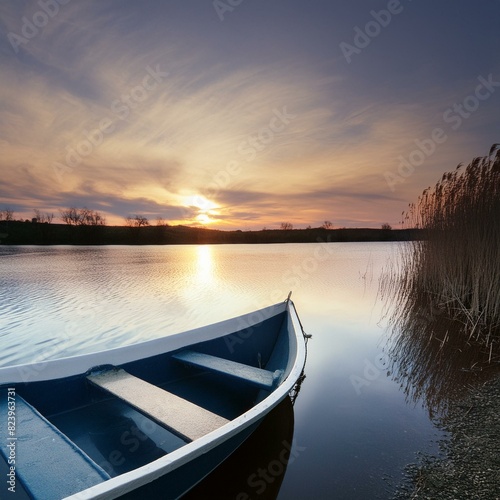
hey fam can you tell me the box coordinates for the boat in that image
[0,296,308,499]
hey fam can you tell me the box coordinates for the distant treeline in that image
[0,221,420,245]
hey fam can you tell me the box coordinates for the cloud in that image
[1,1,499,228]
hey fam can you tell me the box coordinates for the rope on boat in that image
[285,292,312,405]
[286,292,312,340]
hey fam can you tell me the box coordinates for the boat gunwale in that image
[0,302,287,384]
[61,300,307,500]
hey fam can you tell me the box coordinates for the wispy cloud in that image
[1,1,499,228]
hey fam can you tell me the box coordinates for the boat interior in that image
[0,310,292,498]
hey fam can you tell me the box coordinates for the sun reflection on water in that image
[194,245,214,286]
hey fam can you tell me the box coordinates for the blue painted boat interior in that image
[0,389,111,498]
[0,310,290,496]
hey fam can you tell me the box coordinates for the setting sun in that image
[196,213,215,225]
[180,194,220,225]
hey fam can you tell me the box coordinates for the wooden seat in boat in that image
[172,350,283,390]
[87,369,229,442]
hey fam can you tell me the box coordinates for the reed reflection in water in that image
[381,254,500,417]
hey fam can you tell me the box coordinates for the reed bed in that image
[396,143,500,345]
[380,144,500,413]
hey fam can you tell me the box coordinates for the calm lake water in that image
[0,243,444,499]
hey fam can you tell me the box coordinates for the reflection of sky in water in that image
[0,243,444,499]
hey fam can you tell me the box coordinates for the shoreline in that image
[0,222,419,245]
[394,373,500,499]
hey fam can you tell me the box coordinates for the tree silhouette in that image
[33,209,54,223]
[156,216,169,226]
[0,208,14,221]
[60,207,106,225]
[126,214,149,227]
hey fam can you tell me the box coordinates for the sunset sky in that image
[1,1,499,229]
